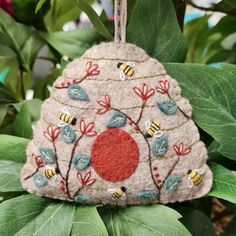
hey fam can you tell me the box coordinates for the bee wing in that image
[58,122,67,127]
[52,175,58,182]
[107,188,115,194]
[187,177,193,188]
[145,120,151,130]
[121,193,126,200]
[120,72,126,81]
[62,106,70,115]
[127,62,135,68]
[154,131,164,138]
[195,169,205,175]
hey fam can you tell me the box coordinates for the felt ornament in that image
[21,0,212,205]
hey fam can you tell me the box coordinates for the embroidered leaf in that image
[73,154,90,171]
[67,84,89,101]
[106,112,127,128]
[39,147,55,164]
[137,190,158,200]
[164,176,181,192]
[209,163,236,204]
[0,160,23,192]
[74,194,90,203]
[33,173,48,188]
[152,134,168,157]
[61,125,77,144]
[100,205,191,236]
[157,99,177,115]
[71,206,109,236]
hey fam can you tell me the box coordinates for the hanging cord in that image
[114,0,127,43]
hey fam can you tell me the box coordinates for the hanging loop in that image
[114,0,127,43]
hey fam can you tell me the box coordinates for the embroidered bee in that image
[108,186,126,199]
[43,166,59,179]
[59,107,77,127]
[186,169,205,188]
[145,120,163,138]
[117,62,135,81]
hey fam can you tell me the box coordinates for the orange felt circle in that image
[91,128,139,182]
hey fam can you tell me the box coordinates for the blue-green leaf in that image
[152,134,168,157]
[33,173,48,188]
[61,125,77,144]
[74,194,90,203]
[157,99,177,115]
[67,84,89,101]
[73,154,90,171]
[39,147,55,164]
[106,112,127,128]
[164,176,181,192]
[137,190,158,200]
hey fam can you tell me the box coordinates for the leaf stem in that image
[24,166,39,180]
[65,134,84,199]
[136,101,146,125]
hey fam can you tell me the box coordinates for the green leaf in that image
[42,29,102,59]
[13,103,33,139]
[0,135,28,163]
[127,0,187,62]
[0,160,23,192]
[71,206,108,236]
[13,99,42,122]
[16,203,75,236]
[100,205,190,236]
[209,163,236,203]
[214,0,236,16]
[177,207,215,236]
[0,194,51,236]
[0,105,8,126]
[0,9,44,71]
[0,82,17,104]
[76,0,113,40]
[165,63,236,160]
[35,0,47,13]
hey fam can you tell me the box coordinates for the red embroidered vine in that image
[54,61,100,89]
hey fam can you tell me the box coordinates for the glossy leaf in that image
[165,63,236,160]
[100,205,190,236]
[127,0,187,62]
[178,207,215,236]
[0,135,28,162]
[0,82,17,104]
[0,105,8,126]
[15,203,75,236]
[0,194,51,235]
[13,102,33,139]
[35,0,47,13]
[71,206,109,236]
[106,112,127,128]
[214,0,236,16]
[76,0,113,40]
[0,160,23,192]
[0,9,43,71]
[42,29,102,59]
[209,163,236,203]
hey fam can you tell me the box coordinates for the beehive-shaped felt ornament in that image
[21,0,212,205]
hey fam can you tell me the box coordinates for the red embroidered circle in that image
[91,128,139,182]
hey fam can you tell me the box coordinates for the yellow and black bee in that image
[108,187,126,199]
[44,167,59,179]
[117,62,135,80]
[59,107,77,127]
[186,169,204,188]
[145,120,161,138]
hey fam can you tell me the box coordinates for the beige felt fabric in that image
[21,42,212,205]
